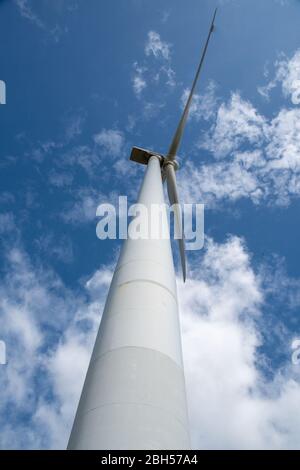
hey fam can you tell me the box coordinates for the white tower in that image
[68,9,217,450]
[68,155,189,449]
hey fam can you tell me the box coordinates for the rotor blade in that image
[166,7,217,161]
[165,164,187,282]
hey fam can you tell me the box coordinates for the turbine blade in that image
[166,7,217,161]
[165,164,187,282]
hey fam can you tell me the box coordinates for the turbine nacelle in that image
[130,146,180,173]
[130,146,164,166]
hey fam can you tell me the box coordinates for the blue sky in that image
[1,0,300,449]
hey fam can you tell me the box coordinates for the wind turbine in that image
[68,8,217,450]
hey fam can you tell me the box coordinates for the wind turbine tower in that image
[68,9,217,450]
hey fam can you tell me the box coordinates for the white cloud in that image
[274,0,290,5]
[181,158,262,207]
[0,192,15,205]
[132,75,147,97]
[14,0,44,29]
[145,31,171,60]
[265,108,300,170]
[132,63,147,98]
[93,129,124,158]
[258,49,300,105]
[0,234,300,449]
[64,114,86,141]
[180,80,219,122]
[0,212,16,234]
[161,10,171,24]
[61,187,120,225]
[48,169,74,187]
[203,92,267,158]
[14,0,74,42]
[142,101,165,120]
[179,236,300,449]
[132,31,175,98]
[61,188,101,224]
[60,145,100,176]
[0,243,110,449]
[181,93,300,207]
[34,233,74,263]
[29,140,60,163]
[158,65,176,88]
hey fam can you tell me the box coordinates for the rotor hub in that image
[163,158,179,171]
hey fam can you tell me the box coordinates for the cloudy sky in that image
[1,0,300,450]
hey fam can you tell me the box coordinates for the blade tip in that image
[213,7,218,21]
